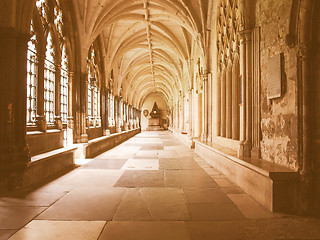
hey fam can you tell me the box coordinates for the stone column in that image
[226,66,232,138]
[221,71,226,137]
[215,72,221,136]
[251,27,261,158]
[36,53,46,131]
[101,86,107,135]
[232,63,240,140]
[201,74,208,141]
[79,72,88,143]
[244,31,253,157]
[54,64,62,130]
[0,27,31,189]
[67,71,74,145]
[238,31,247,157]
[188,89,193,136]
[207,73,212,141]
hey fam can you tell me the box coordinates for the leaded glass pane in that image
[44,32,55,123]
[61,45,68,123]
[27,20,37,124]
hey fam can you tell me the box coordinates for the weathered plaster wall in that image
[256,0,298,169]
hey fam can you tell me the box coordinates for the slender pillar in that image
[67,71,74,145]
[232,61,240,140]
[36,53,46,131]
[215,72,221,136]
[221,71,226,137]
[226,65,232,138]
[251,27,261,158]
[0,27,31,189]
[207,73,212,141]
[54,64,62,129]
[201,74,208,141]
[238,31,247,157]
[79,72,88,143]
[188,89,193,136]
[244,31,253,157]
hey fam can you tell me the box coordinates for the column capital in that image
[239,29,252,42]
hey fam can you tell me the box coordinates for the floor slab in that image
[140,188,191,220]
[113,189,152,221]
[99,221,190,240]
[185,221,253,240]
[187,203,245,220]
[121,159,159,170]
[8,220,105,240]
[81,159,128,170]
[0,230,17,240]
[0,191,66,207]
[0,206,46,229]
[183,188,232,204]
[165,170,219,188]
[37,187,125,221]
[114,170,165,187]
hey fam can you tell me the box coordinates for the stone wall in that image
[256,0,299,169]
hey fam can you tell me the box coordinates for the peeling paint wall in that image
[256,0,299,169]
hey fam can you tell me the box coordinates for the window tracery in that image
[61,44,68,123]
[216,0,241,140]
[44,31,55,123]
[27,20,38,124]
[27,0,70,130]
[87,45,101,127]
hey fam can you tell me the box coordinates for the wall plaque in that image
[268,53,283,99]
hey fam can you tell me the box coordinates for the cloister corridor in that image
[1,131,319,240]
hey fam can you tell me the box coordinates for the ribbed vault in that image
[72,0,209,109]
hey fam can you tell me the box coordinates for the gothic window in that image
[54,0,63,36]
[36,0,47,21]
[109,95,115,126]
[44,31,55,123]
[108,71,115,126]
[27,20,38,124]
[61,44,68,123]
[87,45,101,127]
[216,0,240,140]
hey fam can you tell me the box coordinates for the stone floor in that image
[1,131,320,240]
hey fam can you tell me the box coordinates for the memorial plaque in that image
[268,53,283,99]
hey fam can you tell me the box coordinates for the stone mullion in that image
[80,72,88,143]
[188,89,193,136]
[54,65,62,129]
[0,28,31,182]
[226,67,232,138]
[207,73,212,141]
[201,75,208,141]
[36,53,46,131]
[232,64,240,140]
[244,31,253,157]
[251,27,261,158]
[238,32,247,157]
[66,71,74,145]
[215,72,221,136]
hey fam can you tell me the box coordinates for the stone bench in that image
[194,139,298,213]
[84,128,141,158]
[23,146,77,187]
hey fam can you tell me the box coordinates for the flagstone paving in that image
[1,131,320,240]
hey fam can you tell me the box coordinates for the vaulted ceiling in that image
[72,0,212,109]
